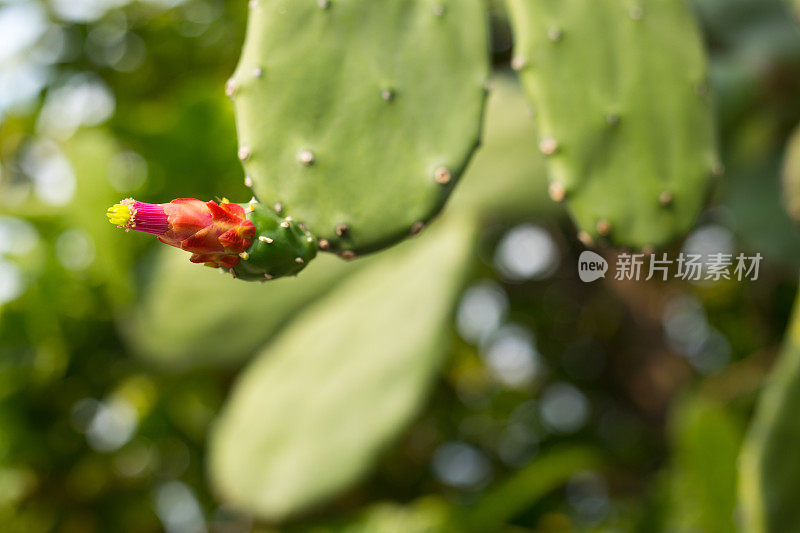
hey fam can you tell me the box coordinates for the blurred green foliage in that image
[210,214,477,521]
[740,289,800,533]
[0,0,799,531]
[667,394,741,533]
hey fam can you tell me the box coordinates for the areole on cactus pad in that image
[107,197,317,281]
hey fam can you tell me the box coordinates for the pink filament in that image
[129,201,169,235]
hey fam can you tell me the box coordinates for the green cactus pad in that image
[127,250,355,369]
[229,0,488,254]
[505,0,717,249]
[232,202,317,281]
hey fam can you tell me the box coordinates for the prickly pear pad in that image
[230,0,488,254]
[506,0,717,248]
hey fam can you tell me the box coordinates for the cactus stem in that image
[381,88,395,101]
[248,0,258,9]
[712,161,725,177]
[253,66,263,78]
[238,146,251,161]
[317,0,330,9]
[297,149,315,166]
[295,257,304,264]
[629,6,644,20]
[410,221,424,236]
[318,239,330,250]
[434,167,452,185]
[539,138,559,156]
[511,56,528,71]
[547,27,563,42]
[336,224,349,237]
[659,191,673,206]
[606,112,620,125]
[259,236,273,243]
[225,79,237,98]
[239,252,250,260]
[548,182,566,202]
[433,5,445,17]
[244,176,253,187]
[596,220,612,236]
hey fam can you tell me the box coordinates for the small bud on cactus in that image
[107,197,317,280]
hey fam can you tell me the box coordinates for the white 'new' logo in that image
[578,251,608,282]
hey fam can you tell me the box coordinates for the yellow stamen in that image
[107,203,132,226]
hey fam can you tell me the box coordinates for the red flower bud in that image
[107,198,255,268]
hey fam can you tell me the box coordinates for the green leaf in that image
[740,284,800,533]
[459,446,603,531]
[208,214,477,521]
[667,394,741,533]
[341,498,453,533]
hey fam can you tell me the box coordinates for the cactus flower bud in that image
[107,198,255,268]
